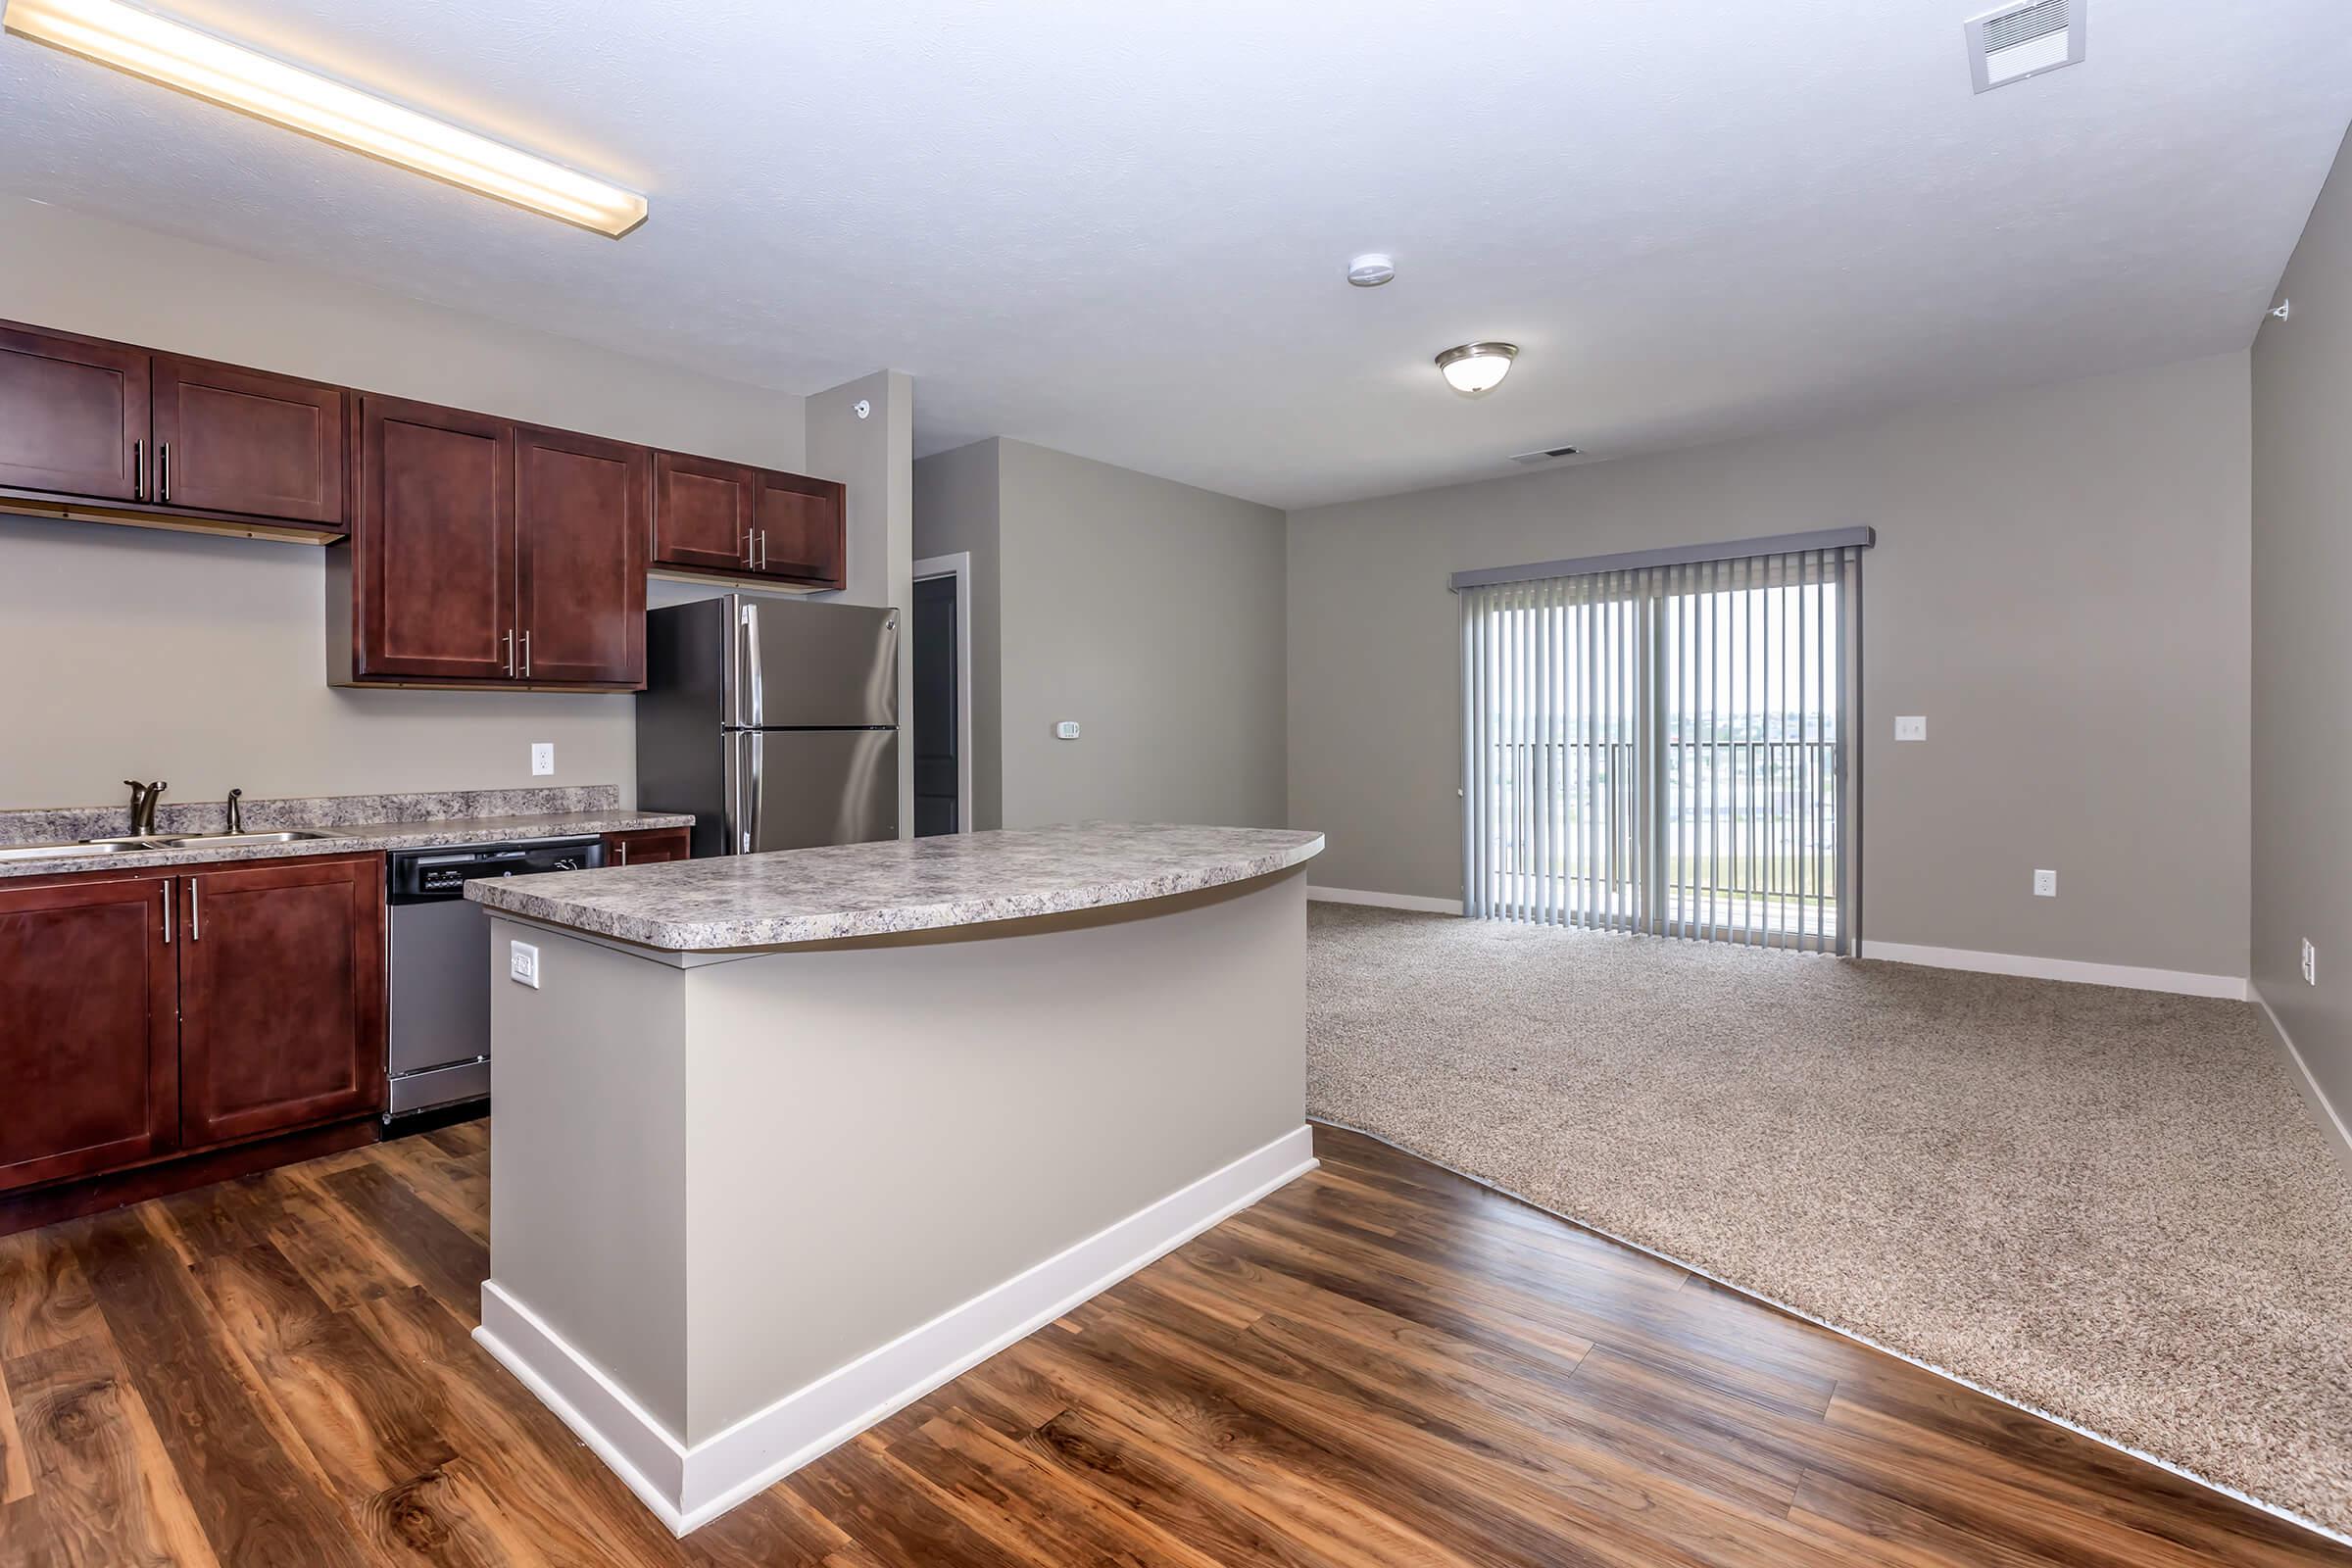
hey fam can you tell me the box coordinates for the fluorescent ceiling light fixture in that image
[3,0,649,236]
[1436,341,1518,395]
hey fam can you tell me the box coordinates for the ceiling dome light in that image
[1347,254,1396,287]
[1436,341,1518,395]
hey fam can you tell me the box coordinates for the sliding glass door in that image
[1460,543,1862,953]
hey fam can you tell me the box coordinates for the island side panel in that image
[483,915,695,1446]
[678,867,1310,1447]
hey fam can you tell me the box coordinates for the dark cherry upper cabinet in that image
[176,855,384,1149]
[516,424,648,685]
[651,451,757,572]
[0,874,178,1193]
[653,451,846,589]
[757,471,847,589]
[0,321,148,503]
[150,355,345,526]
[352,394,519,683]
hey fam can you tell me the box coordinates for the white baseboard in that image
[2250,982,2352,1181]
[1857,940,2247,1001]
[473,1123,1319,1537]
[1308,885,1464,916]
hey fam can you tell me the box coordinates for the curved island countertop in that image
[464,821,1325,951]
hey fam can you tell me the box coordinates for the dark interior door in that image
[177,856,384,1148]
[912,572,960,836]
[0,874,177,1192]
[358,395,517,681]
[0,321,148,501]
[150,355,346,524]
[652,451,755,571]
[515,424,648,685]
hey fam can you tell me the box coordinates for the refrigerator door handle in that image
[724,730,744,854]
[745,731,764,854]
[739,600,764,729]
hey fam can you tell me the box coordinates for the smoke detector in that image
[1965,0,2084,93]
[1509,444,1582,466]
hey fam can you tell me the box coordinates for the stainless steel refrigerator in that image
[637,595,899,858]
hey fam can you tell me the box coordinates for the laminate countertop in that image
[0,808,692,880]
[466,822,1326,951]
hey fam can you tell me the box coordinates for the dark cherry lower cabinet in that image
[601,826,692,866]
[0,875,176,1191]
[176,856,385,1147]
[0,854,385,1201]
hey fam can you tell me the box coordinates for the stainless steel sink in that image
[0,840,156,861]
[150,831,337,847]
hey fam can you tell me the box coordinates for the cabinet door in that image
[0,875,177,1192]
[516,424,648,686]
[151,355,346,525]
[651,451,756,571]
[357,396,517,681]
[177,856,384,1148]
[602,826,691,866]
[755,472,847,588]
[0,321,148,502]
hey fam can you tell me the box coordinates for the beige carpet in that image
[1306,904,2352,1541]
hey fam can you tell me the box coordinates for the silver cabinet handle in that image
[520,629,532,678]
[133,439,145,502]
[503,628,515,677]
[742,528,755,568]
[758,529,768,570]
[161,878,172,944]
[186,878,200,942]
[615,841,628,866]
[159,441,171,504]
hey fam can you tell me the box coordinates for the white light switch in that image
[1894,716,1927,742]
[2033,869,2057,899]
[531,742,555,776]
[510,940,541,988]
[1054,720,1082,740]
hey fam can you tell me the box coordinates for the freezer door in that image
[734,596,899,728]
[731,728,900,853]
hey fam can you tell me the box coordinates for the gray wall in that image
[2251,125,2352,1121]
[914,438,1288,832]
[1290,352,2253,979]
[0,200,806,810]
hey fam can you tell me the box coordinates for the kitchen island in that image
[464,821,1324,1535]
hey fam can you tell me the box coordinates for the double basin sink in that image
[0,829,337,863]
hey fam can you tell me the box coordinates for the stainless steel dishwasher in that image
[385,836,603,1123]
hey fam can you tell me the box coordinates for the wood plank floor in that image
[2,1119,2344,1567]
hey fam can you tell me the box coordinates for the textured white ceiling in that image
[1,1,2345,509]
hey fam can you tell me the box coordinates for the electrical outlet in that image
[509,940,541,989]
[2033,868,2057,898]
[1054,720,1082,740]
[530,742,555,776]
[2302,938,2317,987]
[1894,715,1927,742]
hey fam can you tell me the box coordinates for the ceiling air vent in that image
[1509,444,1582,466]
[1965,0,2084,93]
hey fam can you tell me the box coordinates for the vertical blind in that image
[1459,541,1863,954]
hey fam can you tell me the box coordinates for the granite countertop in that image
[466,822,1326,951]
[0,786,690,880]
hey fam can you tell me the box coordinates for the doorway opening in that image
[911,552,973,835]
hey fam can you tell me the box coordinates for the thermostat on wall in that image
[1054,720,1082,740]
